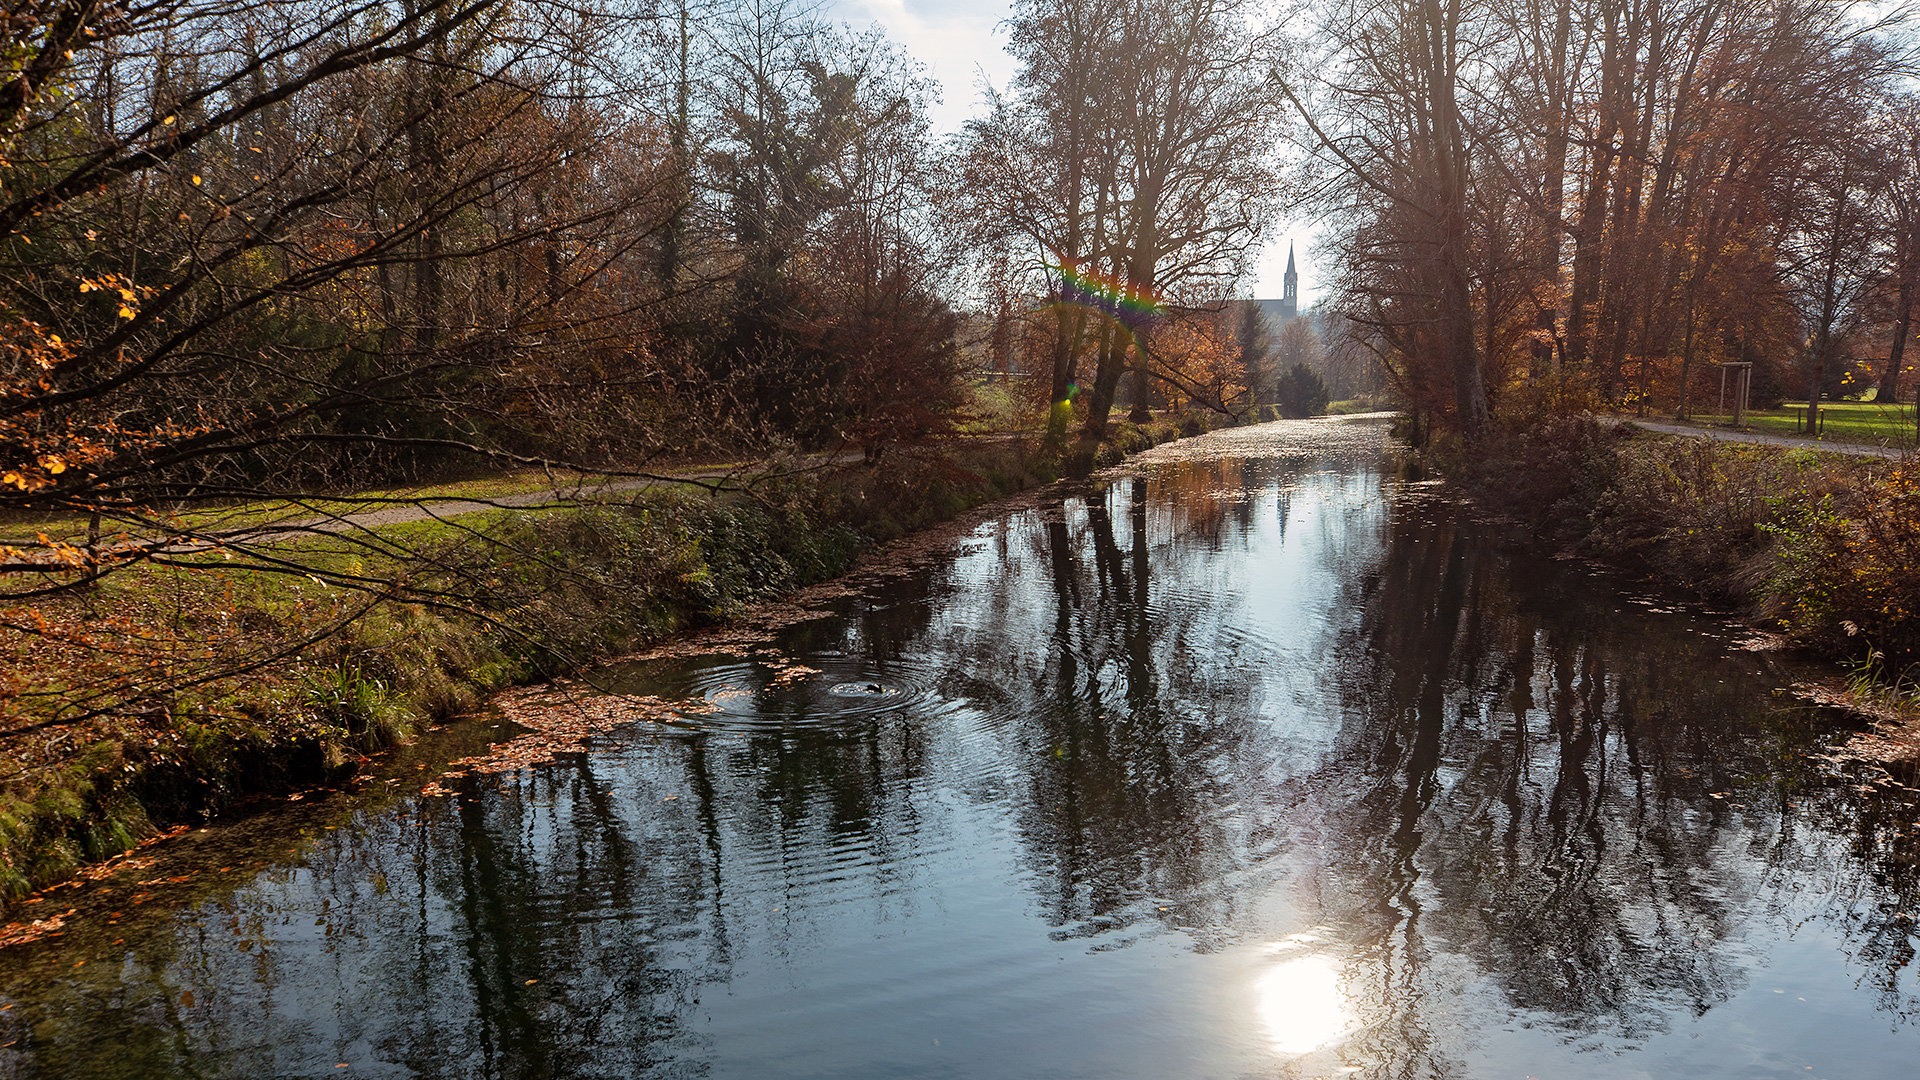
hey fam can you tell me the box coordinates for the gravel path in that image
[0,467,766,566]
[256,473,720,536]
[1622,417,1911,459]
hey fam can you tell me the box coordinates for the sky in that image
[825,0,1312,305]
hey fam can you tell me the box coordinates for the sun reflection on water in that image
[1255,933,1360,1057]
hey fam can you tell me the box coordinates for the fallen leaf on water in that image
[0,908,78,949]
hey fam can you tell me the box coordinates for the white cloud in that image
[825,0,1017,135]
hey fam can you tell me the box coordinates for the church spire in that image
[1281,241,1298,319]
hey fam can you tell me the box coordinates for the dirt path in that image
[1622,417,1911,459]
[3,439,1013,567]
[216,440,1031,545]
[244,470,736,539]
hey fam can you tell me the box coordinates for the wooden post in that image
[1717,363,1752,427]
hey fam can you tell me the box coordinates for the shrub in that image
[1439,415,1624,549]
[300,665,410,750]
[1771,463,1920,668]
[1274,363,1330,418]
[1442,415,1897,666]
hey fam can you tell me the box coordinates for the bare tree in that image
[1281,0,1491,436]
[954,0,1285,464]
[1289,0,1913,432]
[3,2,693,517]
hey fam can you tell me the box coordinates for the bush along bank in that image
[1432,414,1920,701]
[0,425,1216,909]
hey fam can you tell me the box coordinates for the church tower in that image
[1280,242,1298,320]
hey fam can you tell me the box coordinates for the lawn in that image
[1690,400,1919,448]
[0,464,738,549]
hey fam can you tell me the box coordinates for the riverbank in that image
[1433,413,1920,749]
[0,419,1205,912]
[21,412,1920,1078]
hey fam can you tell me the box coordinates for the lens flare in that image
[1048,253,1164,332]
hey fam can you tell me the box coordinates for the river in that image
[2,415,1917,1078]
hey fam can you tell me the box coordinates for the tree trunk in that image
[1072,323,1128,473]
[1425,0,1488,435]
[1881,279,1913,406]
[1566,9,1627,369]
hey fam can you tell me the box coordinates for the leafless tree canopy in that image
[1281,0,1917,435]
[947,0,1290,450]
[4,0,1916,530]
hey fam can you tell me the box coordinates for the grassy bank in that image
[1435,415,1920,686]
[1675,400,1919,449]
[0,422,1200,910]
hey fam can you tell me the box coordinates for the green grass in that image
[961,377,1041,434]
[1688,400,1919,448]
[0,465,727,548]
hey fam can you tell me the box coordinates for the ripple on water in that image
[603,653,950,732]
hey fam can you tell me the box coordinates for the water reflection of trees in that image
[948,462,1361,938]
[1316,496,1920,1075]
[0,749,726,1079]
[1001,483,1222,929]
[8,454,1920,1077]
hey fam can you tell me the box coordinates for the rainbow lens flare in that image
[1049,255,1164,332]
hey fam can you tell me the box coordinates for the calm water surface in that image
[4,416,1920,1079]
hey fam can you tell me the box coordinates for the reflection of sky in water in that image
[1,418,1919,1079]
